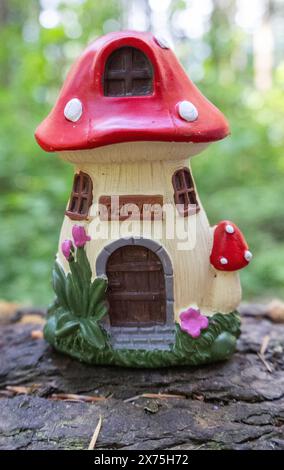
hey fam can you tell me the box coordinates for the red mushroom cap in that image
[210,221,252,272]
[35,31,230,153]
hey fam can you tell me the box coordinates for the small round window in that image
[104,46,153,97]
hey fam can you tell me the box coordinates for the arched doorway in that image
[96,237,175,350]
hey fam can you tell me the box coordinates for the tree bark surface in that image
[0,304,283,450]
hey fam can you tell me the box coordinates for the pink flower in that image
[180,308,209,338]
[72,225,91,247]
[61,239,74,260]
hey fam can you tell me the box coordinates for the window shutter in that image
[66,172,93,220]
[172,167,199,217]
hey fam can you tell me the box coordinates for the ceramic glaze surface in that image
[35,30,229,152]
[35,31,252,367]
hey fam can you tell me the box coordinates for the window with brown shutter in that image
[172,167,200,217]
[65,172,93,221]
[104,47,153,97]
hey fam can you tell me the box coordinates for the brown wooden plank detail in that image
[108,292,163,301]
[99,195,163,221]
[107,261,162,272]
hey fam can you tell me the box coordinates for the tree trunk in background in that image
[0,0,8,86]
[253,0,274,91]
[208,0,236,77]
[148,0,173,43]
[122,0,173,44]
[0,0,8,24]
[122,0,150,31]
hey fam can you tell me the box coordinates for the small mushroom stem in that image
[200,225,242,314]
[201,268,242,314]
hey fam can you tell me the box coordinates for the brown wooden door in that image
[106,245,166,327]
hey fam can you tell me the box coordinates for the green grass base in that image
[44,311,241,368]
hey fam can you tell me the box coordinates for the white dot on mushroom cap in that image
[154,35,170,49]
[64,98,83,122]
[225,224,235,234]
[178,101,198,122]
[244,250,253,262]
[220,257,228,265]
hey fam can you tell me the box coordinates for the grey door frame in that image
[96,237,175,350]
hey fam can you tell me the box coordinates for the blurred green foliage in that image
[0,0,283,305]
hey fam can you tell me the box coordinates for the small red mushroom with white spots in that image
[210,221,252,272]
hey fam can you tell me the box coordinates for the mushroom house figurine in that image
[35,31,252,367]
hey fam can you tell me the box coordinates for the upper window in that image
[104,47,153,97]
[172,167,200,217]
[66,172,93,221]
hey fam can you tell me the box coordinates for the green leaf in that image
[69,254,92,316]
[76,247,92,284]
[56,311,74,329]
[43,315,57,343]
[55,320,79,338]
[87,277,108,316]
[79,318,106,349]
[69,260,84,291]
[54,261,67,283]
[47,298,60,317]
[93,300,108,321]
[82,285,90,316]
[52,268,68,309]
[66,273,81,315]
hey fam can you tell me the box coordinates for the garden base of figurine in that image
[44,310,241,368]
[47,229,241,368]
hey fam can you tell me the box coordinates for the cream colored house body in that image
[58,143,241,323]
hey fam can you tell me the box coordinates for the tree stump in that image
[0,304,283,450]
